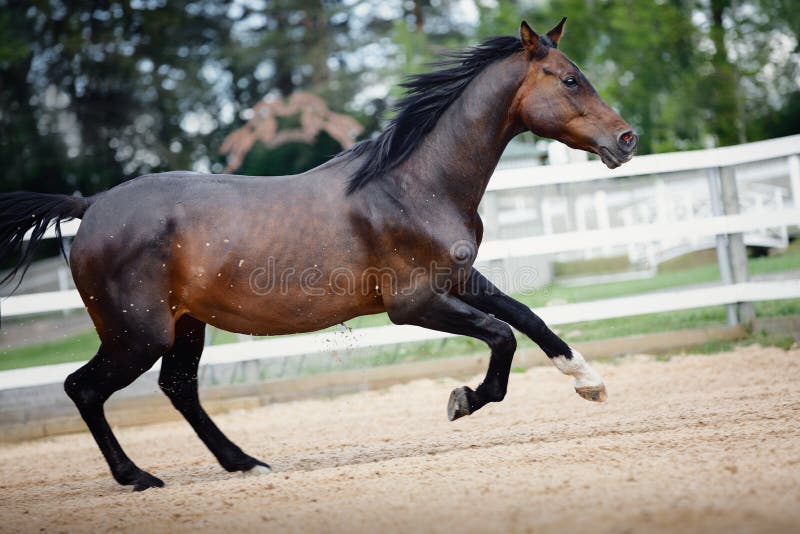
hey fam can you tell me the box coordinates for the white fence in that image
[2,135,800,390]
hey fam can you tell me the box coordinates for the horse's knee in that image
[63,371,83,402]
[489,322,516,355]
[64,370,105,408]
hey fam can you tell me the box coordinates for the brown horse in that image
[0,20,637,491]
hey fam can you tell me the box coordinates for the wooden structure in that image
[219,91,364,172]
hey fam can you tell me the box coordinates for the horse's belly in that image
[188,289,384,336]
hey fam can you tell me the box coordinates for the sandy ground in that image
[0,345,799,533]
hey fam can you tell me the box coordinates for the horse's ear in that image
[520,21,541,54]
[547,17,567,47]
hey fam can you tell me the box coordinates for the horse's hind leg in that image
[65,340,169,491]
[159,315,271,475]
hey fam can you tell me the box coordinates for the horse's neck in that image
[400,55,527,211]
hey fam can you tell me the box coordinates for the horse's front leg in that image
[456,269,607,402]
[387,291,517,420]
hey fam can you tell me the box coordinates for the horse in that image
[0,19,637,491]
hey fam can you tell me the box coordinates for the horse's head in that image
[513,19,638,168]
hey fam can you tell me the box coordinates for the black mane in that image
[343,35,528,194]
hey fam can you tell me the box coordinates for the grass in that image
[0,330,101,371]
[553,255,631,277]
[638,324,797,363]
[750,240,800,274]
[2,242,799,372]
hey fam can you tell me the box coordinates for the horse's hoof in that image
[242,464,272,477]
[447,386,472,421]
[131,472,165,492]
[223,456,272,473]
[575,384,607,402]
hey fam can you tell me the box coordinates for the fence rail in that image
[488,134,800,190]
[3,134,800,391]
[2,279,798,391]
[479,208,800,261]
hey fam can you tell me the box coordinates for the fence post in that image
[789,154,800,208]
[721,166,755,324]
[707,167,738,326]
[708,166,754,326]
[57,266,70,317]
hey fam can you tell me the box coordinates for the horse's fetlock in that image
[112,461,141,484]
[489,389,507,402]
[477,383,506,403]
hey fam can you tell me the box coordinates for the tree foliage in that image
[0,0,798,195]
[0,0,240,193]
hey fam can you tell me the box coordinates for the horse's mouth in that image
[598,146,633,169]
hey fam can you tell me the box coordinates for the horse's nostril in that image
[618,130,637,152]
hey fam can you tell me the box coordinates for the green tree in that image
[715,0,800,143]
[3,0,798,196]
[0,1,400,190]
[0,0,238,193]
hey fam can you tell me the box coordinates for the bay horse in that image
[0,20,637,491]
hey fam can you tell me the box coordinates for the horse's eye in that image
[563,76,578,88]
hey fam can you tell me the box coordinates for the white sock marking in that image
[242,465,272,477]
[552,348,603,388]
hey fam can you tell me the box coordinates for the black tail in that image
[0,192,93,292]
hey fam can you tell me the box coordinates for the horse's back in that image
[67,167,374,331]
[74,170,319,239]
